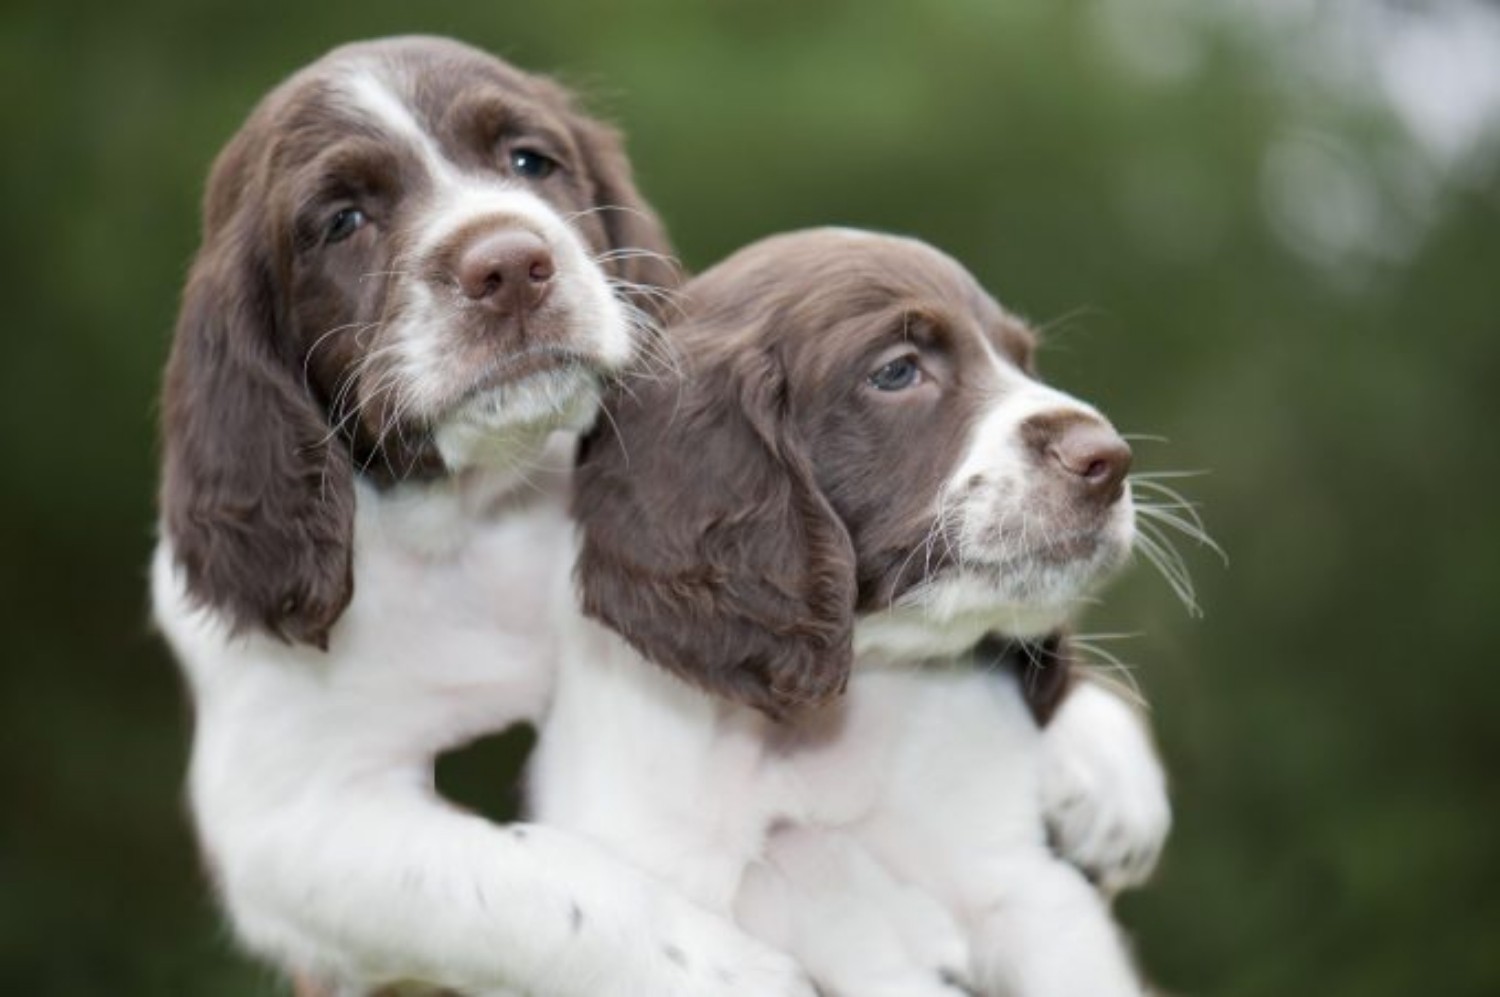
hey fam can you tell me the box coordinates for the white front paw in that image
[887,887,972,992]
[1041,680,1171,893]
[637,903,816,997]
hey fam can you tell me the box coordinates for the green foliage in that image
[3,0,1495,993]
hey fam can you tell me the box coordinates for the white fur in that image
[533,620,1161,997]
[155,439,813,997]
[531,337,1168,996]
[1042,681,1171,894]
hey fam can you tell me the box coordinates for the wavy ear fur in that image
[159,135,355,649]
[573,340,855,718]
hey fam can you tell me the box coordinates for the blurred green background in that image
[3,0,1497,993]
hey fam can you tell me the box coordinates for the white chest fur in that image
[156,457,573,819]
[153,437,820,997]
[531,631,1148,997]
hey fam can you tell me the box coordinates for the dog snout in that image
[454,228,555,316]
[1023,411,1133,505]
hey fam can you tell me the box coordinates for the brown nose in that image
[1051,422,1132,503]
[454,229,555,315]
[1023,412,1133,505]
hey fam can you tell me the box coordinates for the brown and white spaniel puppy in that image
[531,229,1171,996]
[150,37,818,997]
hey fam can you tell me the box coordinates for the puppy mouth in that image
[939,522,1133,594]
[962,493,1137,570]
[443,347,596,412]
[428,346,606,471]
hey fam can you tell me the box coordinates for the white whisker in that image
[1068,636,1148,709]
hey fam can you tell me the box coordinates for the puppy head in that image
[574,229,1133,716]
[160,36,674,647]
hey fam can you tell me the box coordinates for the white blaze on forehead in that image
[334,65,564,259]
[338,64,464,188]
[952,355,1108,497]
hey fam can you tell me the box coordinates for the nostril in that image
[1047,427,1133,501]
[1081,458,1112,484]
[453,229,554,312]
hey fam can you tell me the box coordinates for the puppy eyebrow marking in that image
[339,65,461,190]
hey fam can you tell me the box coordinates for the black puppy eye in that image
[869,356,922,392]
[325,207,368,245]
[509,148,557,179]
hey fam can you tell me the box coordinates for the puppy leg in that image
[219,795,813,997]
[966,852,1142,997]
[1042,680,1171,893]
[846,672,1145,996]
[735,826,973,997]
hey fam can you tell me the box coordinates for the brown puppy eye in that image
[869,356,922,391]
[509,149,557,179]
[325,207,368,245]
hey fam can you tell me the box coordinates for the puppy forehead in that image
[736,228,982,299]
[329,65,452,179]
[728,229,1036,369]
[317,36,537,114]
[268,40,554,168]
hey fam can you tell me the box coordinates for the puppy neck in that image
[357,429,574,559]
[852,575,1076,667]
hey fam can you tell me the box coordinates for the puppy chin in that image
[433,369,601,471]
[855,589,1068,666]
[966,522,1134,616]
[855,518,1135,664]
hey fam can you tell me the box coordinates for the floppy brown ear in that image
[567,113,681,316]
[573,340,856,718]
[159,137,355,649]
